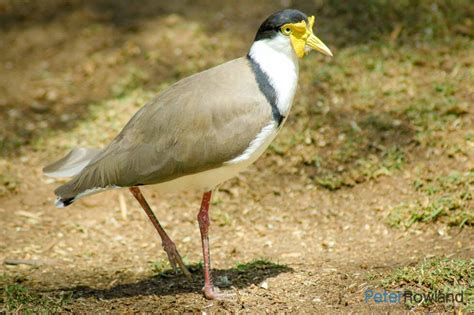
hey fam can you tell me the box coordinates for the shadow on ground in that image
[55,260,293,300]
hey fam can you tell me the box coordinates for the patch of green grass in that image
[0,161,20,196]
[388,170,473,228]
[403,96,469,148]
[150,257,171,274]
[465,131,474,143]
[211,208,232,227]
[0,173,19,196]
[1,283,71,313]
[417,171,473,195]
[0,135,25,157]
[268,132,305,156]
[150,259,203,278]
[110,67,149,99]
[314,145,405,190]
[376,258,473,310]
[235,259,286,273]
[388,195,472,228]
[315,174,346,191]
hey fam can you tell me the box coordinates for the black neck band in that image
[246,54,284,126]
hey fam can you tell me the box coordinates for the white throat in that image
[248,35,299,117]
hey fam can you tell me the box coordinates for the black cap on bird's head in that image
[255,9,308,41]
[254,9,333,58]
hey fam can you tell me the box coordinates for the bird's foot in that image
[202,286,235,300]
[162,239,192,281]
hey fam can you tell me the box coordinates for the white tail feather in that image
[43,147,102,178]
[45,159,91,178]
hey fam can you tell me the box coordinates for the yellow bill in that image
[282,15,333,58]
[306,33,333,57]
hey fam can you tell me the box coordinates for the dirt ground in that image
[0,1,473,313]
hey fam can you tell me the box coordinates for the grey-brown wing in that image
[55,58,272,199]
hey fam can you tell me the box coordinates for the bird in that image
[43,9,332,299]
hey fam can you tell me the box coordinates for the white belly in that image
[150,162,251,193]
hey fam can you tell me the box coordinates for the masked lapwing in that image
[43,9,332,299]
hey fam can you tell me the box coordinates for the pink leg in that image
[197,191,214,298]
[197,191,233,300]
[129,186,192,280]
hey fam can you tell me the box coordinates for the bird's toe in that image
[202,286,236,301]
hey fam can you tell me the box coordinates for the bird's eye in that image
[281,26,292,35]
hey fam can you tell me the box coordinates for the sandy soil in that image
[1,0,472,313]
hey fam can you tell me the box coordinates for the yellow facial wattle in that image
[281,15,333,58]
